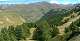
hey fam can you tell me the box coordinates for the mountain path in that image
[57,14,80,35]
[20,28,37,41]
[26,28,37,41]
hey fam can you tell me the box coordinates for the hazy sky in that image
[0,0,80,4]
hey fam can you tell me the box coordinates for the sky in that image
[0,0,80,4]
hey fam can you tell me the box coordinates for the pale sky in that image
[0,0,80,4]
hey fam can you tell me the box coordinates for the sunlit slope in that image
[0,12,25,27]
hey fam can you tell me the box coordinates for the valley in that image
[0,1,80,41]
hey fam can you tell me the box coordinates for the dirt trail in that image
[26,28,37,41]
[57,15,80,35]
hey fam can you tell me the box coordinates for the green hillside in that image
[0,2,80,41]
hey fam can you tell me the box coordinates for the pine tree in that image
[8,26,18,41]
[21,23,30,40]
[15,25,23,40]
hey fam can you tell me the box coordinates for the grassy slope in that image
[0,11,25,27]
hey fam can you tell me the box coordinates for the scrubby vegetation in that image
[0,3,80,41]
[0,23,31,41]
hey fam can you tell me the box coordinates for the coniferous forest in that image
[0,1,80,41]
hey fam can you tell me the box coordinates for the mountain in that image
[0,2,74,23]
[0,1,76,27]
[0,1,80,41]
[0,11,25,27]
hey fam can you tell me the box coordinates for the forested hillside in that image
[0,2,80,41]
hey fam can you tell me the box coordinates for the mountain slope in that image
[0,12,25,27]
[57,12,80,35]
[0,2,74,23]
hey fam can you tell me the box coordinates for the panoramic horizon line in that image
[0,1,79,5]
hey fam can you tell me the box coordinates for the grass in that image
[0,11,25,27]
